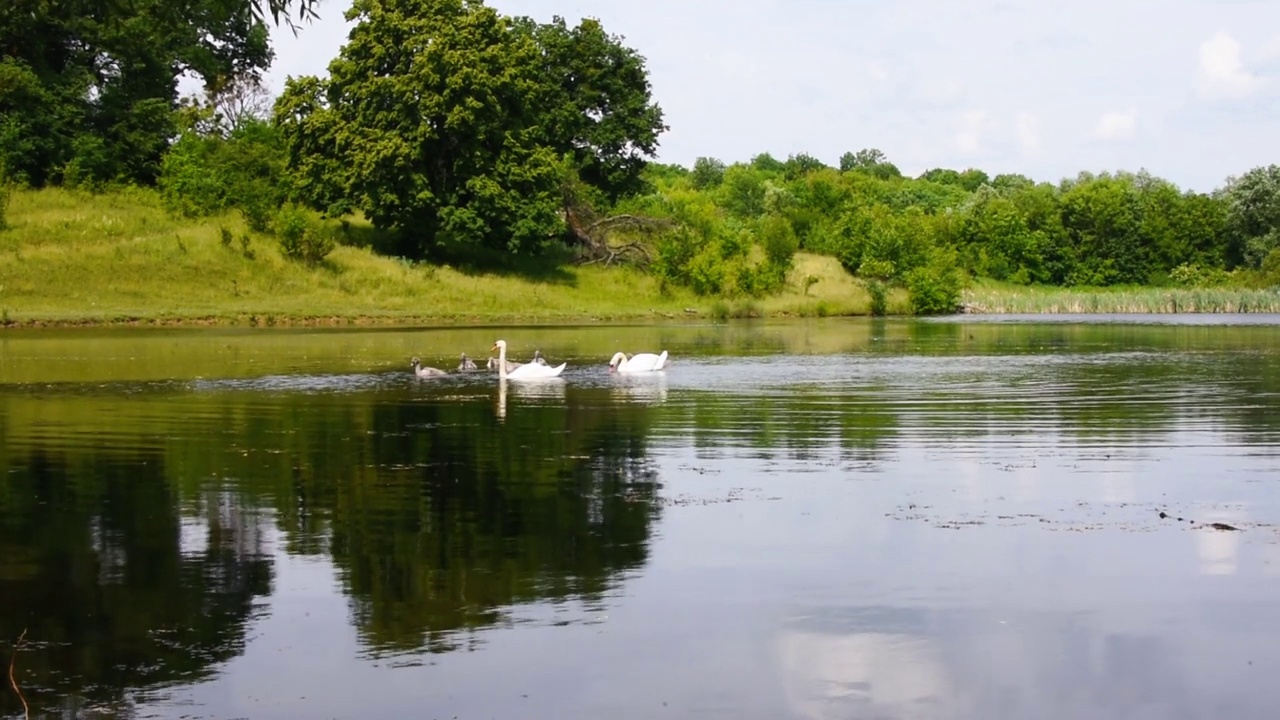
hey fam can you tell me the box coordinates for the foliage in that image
[3,0,1279,315]
[0,0,316,188]
[906,246,963,315]
[1169,262,1230,288]
[691,157,726,189]
[622,147,1275,309]
[274,204,335,265]
[276,0,665,259]
[158,118,290,229]
[1221,165,1280,269]
[867,279,888,316]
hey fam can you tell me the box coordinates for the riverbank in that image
[4,187,1279,328]
[0,187,888,328]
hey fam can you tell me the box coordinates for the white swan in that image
[608,350,668,373]
[491,340,566,379]
[410,356,448,378]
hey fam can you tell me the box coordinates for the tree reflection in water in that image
[323,384,661,655]
[0,379,664,711]
[0,448,272,718]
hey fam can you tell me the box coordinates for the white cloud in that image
[1093,109,1137,140]
[1195,31,1265,99]
[914,79,964,108]
[1015,112,1040,154]
[954,110,989,153]
[1258,35,1280,63]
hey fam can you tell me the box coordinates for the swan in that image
[492,340,566,379]
[532,349,549,366]
[458,353,478,371]
[410,356,448,378]
[608,350,668,373]
[487,356,522,373]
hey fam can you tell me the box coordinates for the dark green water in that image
[3,316,1280,719]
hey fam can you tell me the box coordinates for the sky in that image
[261,0,1280,193]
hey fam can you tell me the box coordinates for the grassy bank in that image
[0,188,893,327]
[962,282,1280,314]
[6,187,1274,328]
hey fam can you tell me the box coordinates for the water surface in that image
[3,316,1280,719]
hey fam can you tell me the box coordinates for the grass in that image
[963,280,1280,314]
[9,186,1271,327]
[0,187,881,327]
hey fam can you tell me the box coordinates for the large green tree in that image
[0,0,319,186]
[1220,164,1280,269]
[275,0,665,259]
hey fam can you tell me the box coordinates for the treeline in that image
[618,154,1280,312]
[3,0,1280,314]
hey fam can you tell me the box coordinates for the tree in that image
[690,157,726,189]
[0,0,320,186]
[515,16,666,203]
[1220,165,1280,268]
[276,0,666,259]
[1059,173,1147,285]
[840,148,901,180]
[782,152,828,179]
[841,148,885,171]
[750,153,786,174]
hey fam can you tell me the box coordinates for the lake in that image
[3,316,1280,719]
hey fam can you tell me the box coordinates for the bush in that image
[1261,248,1280,288]
[158,118,290,222]
[759,214,799,267]
[685,246,727,295]
[1170,262,1230,288]
[274,204,334,265]
[905,255,962,316]
[867,279,888,316]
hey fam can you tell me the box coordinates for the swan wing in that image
[620,352,665,373]
[507,361,566,379]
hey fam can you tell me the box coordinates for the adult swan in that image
[609,350,668,373]
[491,340,566,379]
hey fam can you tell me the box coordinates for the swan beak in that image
[489,343,498,353]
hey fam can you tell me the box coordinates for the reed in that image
[962,284,1280,314]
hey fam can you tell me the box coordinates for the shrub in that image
[759,214,799,268]
[905,249,963,315]
[274,204,334,265]
[867,279,888,316]
[1170,262,1230,288]
[158,118,290,223]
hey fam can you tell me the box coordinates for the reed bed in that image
[962,285,1280,314]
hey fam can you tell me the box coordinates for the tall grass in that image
[963,284,1280,314]
[0,187,876,326]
